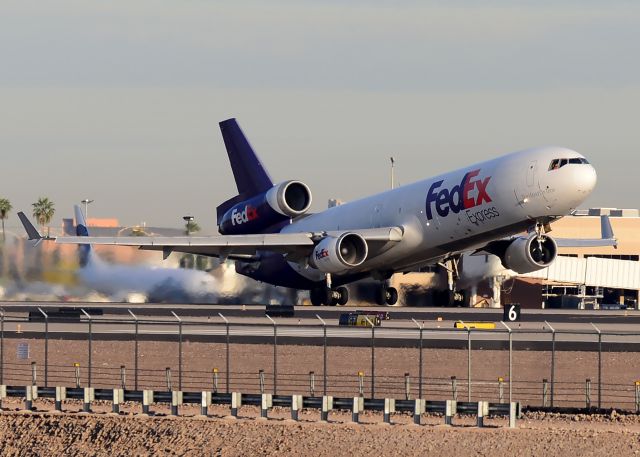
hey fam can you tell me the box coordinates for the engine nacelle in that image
[310,233,368,274]
[219,180,312,235]
[502,234,558,274]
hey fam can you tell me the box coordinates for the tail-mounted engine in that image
[502,234,558,274]
[310,233,368,274]
[219,180,312,235]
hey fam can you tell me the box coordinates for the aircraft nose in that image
[574,164,597,195]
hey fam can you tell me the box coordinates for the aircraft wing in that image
[18,211,403,261]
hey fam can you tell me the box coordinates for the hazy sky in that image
[1,1,639,233]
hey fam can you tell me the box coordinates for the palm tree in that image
[185,219,201,235]
[32,197,55,236]
[0,198,11,242]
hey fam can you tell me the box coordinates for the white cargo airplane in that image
[19,119,615,306]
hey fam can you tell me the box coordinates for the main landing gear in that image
[310,273,349,306]
[310,286,349,306]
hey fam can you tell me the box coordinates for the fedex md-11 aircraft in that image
[19,119,615,306]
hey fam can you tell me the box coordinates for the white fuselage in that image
[283,146,596,280]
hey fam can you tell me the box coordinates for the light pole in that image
[390,157,395,189]
[183,216,194,235]
[81,199,94,219]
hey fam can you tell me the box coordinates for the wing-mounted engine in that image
[310,233,368,274]
[219,180,312,235]
[501,234,558,274]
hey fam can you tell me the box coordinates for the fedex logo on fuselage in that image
[231,205,259,226]
[425,169,492,220]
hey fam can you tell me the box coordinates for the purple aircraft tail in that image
[216,118,274,224]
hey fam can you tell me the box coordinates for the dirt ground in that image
[2,337,639,409]
[0,404,639,457]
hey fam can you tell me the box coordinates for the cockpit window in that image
[548,157,589,170]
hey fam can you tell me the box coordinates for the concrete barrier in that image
[260,393,272,419]
[142,390,154,415]
[25,386,37,411]
[171,391,183,416]
[291,395,303,421]
[231,392,242,418]
[83,387,94,413]
[445,400,456,425]
[112,389,124,414]
[55,386,66,412]
[352,396,364,423]
[201,391,212,417]
[321,395,333,422]
[383,398,395,424]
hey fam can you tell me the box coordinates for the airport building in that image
[480,209,640,310]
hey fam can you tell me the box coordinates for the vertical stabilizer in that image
[217,118,275,223]
[74,205,91,267]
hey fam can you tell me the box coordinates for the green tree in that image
[32,197,55,236]
[0,198,12,242]
[185,220,201,235]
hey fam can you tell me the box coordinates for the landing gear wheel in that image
[376,286,399,306]
[310,288,323,306]
[386,287,398,306]
[336,286,349,306]
[324,288,338,306]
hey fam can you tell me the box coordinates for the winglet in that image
[17,212,44,242]
[601,215,617,248]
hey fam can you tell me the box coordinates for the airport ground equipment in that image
[0,383,520,428]
[338,313,381,327]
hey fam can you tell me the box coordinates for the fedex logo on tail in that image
[425,169,492,220]
[231,205,259,226]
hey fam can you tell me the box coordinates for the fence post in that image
[315,315,328,396]
[321,395,332,422]
[219,313,230,393]
[38,308,48,387]
[81,309,92,387]
[291,394,302,421]
[142,390,153,415]
[165,367,172,391]
[55,386,65,412]
[498,377,504,403]
[509,402,518,428]
[231,392,242,418]
[260,393,272,419]
[171,312,182,391]
[412,319,424,399]
[457,321,472,401]
[212,368,219,394]
[259,369,265,394]
[500,321,513,404]
[545,321,555,407]
[586,378,591,409]
[31,361,36,386]
[358,371,364,397]
[477,401,487,428]
[112,389,123,414]
[445,399,456,425]
[25,385,35,411]
[74,363,81,388]
[591,323,602,409]
[309,371,316,397]
[120,365,126,389]
[542,378,548,407]
[201,391,211,417]
[83,387,94,413]
[451,376,458,401]
[128,310,139,391]
[383,398,395,424]
[352,396,363,423]
[364,316,376,398]
[413,398,425,425]
[171,390,182,416]
[636,381,640,413]
[266,315,278,395]
[405,373,411,400]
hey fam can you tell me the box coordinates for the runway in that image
[1,301,639,350]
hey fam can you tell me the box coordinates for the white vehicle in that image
[19,119,615,306]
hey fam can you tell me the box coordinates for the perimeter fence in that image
[1,309,639,411]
